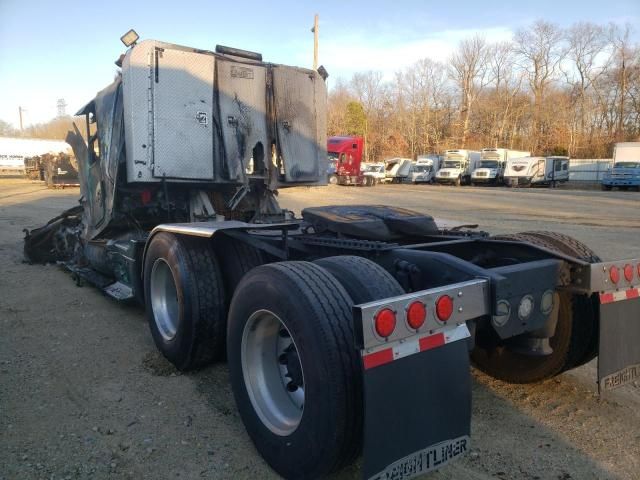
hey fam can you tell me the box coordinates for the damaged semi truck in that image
[24,32,640,480]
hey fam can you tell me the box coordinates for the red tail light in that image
[374,308,396,338]
[406,301,426,329]
[624,264,633,282]
[609,266,620,284]
[140,189,152,205]
[435,295,453,322]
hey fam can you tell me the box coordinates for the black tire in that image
[517,231,601,369]
[314,255,404,304]
[144,232,226,371]
[328,174,338,185]
[471,231,600,383]
[227,262,362,479]
[601,184,612,191]
[214,234,266,301]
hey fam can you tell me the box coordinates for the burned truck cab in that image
[24,31,640,480]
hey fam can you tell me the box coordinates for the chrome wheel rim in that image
[150,259,180,341]
[241,310,304,436]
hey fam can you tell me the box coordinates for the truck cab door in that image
[87,132,106,228]
[272,66,326,183]
[151,47,215,180]
[217,59,269,181]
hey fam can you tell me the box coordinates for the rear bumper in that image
[573,259,640,392]
[354,279,489,479]
[601,179,640,187]
[351,256,640,476]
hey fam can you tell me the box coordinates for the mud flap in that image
[598,296,640,393]
[362,333,471,480]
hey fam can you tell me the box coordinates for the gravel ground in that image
[1,178,639,480]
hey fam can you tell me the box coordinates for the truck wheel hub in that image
[241,310,305,435]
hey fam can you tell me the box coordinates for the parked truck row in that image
[327,136,574,188]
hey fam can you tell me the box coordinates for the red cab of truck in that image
[328,136,364,185]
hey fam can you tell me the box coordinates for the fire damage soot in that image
[372,436,469,480]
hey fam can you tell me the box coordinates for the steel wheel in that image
[149,258,180,341]
[241,309,304,436]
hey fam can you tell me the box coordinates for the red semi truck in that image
[327,135,369,185]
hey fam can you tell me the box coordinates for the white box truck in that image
[504,156,569,187]
[435,149,480,186]
[471,148,530,185]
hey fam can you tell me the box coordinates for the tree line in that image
[328,20,640,161]
[0,116,78,141]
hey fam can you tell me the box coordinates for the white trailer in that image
[0,137,71,176]
[504,156,569,187]
[435,149,480,186]
[471,148,530,185]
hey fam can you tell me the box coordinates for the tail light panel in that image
[355,279,490,353]
[573,258,640,295]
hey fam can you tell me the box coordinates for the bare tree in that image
[610,23,634,138]
[486,41,525,146]
[514,20,565,151]
[449,35,490,147]
[563,22,611,153]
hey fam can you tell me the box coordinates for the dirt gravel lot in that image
[1,178,639,480]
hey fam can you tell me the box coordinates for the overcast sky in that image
[0,0,638,128]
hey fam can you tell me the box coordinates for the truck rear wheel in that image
[144,232,226,371]
[314,255,404,303]
[214,234,266,301]
[471,231,600,383]
[227,262,362,478]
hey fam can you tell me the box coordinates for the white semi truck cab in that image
[471,148,530,185]
[435,149,480,186]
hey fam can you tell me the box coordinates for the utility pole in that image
[18,106,24,131]
[311,14,319,70]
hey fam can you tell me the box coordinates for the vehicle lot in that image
[1,178,639,480]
